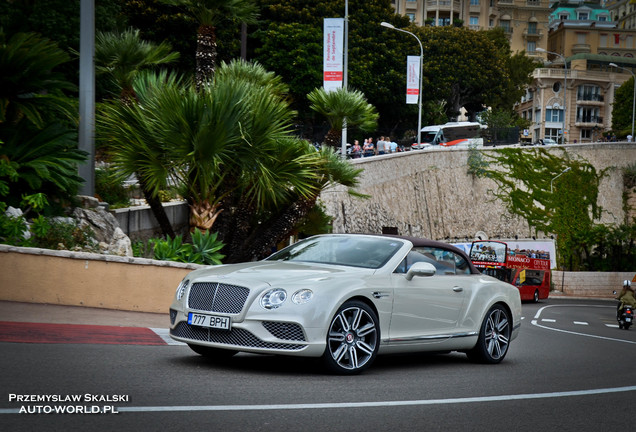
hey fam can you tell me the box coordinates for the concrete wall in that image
[111,201,189,242]
[320,142,635,241]
[552,271,635,298]
[0,244,203,313]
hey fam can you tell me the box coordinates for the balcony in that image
[577,94,604,106]
[426,0,462,10]
[572,44,591,55]
[523,29,543,40]
[575,116,604,126]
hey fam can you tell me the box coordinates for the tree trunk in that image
[225,197,317,263]
[325,128,341,150]
[137,176,175,239]
[196,24,217,91]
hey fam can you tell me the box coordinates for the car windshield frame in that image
[265,235,405,269]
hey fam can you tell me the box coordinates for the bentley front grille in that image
[187,282,250,314]
[171,322,306,351]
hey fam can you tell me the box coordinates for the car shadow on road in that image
[164,348,477,376]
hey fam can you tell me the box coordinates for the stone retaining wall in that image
[0,244,203,313]
[552,270,635,298]
[320,143,635,241]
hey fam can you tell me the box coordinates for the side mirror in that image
[406,262,436,281]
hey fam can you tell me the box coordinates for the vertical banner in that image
[323,18,344,92]
[406,55,420,104]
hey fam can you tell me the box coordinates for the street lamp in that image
[380,22,423,147]
[537,48,567,144]
[550,166,571,193]
[609,62,635,141]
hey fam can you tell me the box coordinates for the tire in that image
[188,343,238,359]
[624,322,632,330]
[467,304,512,364]
[322,300,380,374]
[533,290,539,303]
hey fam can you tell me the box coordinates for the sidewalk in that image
[0,301,169,329]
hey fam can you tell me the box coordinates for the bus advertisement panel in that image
[469,240,551,303]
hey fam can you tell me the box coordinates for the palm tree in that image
[95,28,179,103]
[97,61,364,261]
[308,87,379,149]
[0,30,75,128]
[0,30,85,211]
[95,29,180,237]
[160,0,259,90]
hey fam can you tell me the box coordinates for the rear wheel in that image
[467,304,511,364]
[322,301,380,374]
[188,344,238,359]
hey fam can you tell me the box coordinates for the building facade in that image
[606,0,636,29]
[390,0,553,53]
[518,22,636,143]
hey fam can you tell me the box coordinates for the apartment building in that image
[390,0,552,53]
[518,21,636,143]
[606,0,636,29]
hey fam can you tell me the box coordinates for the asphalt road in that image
[1,298,635,432]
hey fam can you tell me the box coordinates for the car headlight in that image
[292,289,313,305]
[260,288,287,310]
[176,279,189,301]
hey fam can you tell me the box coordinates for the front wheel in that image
[322,301,380,374]
[533,290,539,303]
[467,304,511,364]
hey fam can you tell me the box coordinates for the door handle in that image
[453,286,463,292]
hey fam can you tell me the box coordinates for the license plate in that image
[626,317,632,322]
[188,312,231,330]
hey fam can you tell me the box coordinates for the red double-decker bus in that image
[469,240,551,302]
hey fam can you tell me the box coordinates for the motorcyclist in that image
[616,280,636,314]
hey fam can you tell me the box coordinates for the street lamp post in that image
[341,0,348,158]
[380,22,423,147]
[609,62,635,140]
[550,166,571,194]
[537,48,567,144]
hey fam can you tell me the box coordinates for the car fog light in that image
[261,288,287,310]
[292,289,313,304]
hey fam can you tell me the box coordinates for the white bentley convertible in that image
[169,234,522,374]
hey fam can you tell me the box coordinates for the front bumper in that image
[169,308,327,357]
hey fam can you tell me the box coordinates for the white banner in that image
[406,55,420,104]
[323,18,344,92]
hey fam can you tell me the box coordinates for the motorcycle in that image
[614,290,634,330]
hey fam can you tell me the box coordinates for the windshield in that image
[266,236,404,269]
[421,131,438,143]
[469,241,507,264]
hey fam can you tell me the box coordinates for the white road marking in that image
[541,319,556,323]
[43,385,631,414]
[532,304,636,345]
[573,321,588,326]
[150,328,185,346]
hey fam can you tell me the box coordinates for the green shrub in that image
[149,229,224,265]
[95,166,130,208]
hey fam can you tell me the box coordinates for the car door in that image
[388,248,469,344]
